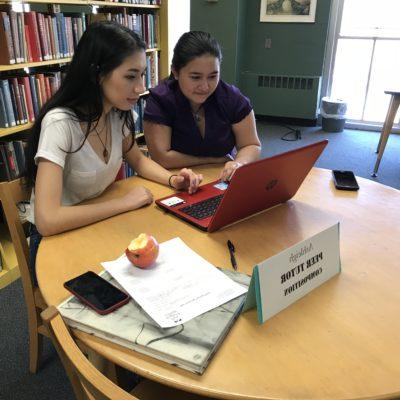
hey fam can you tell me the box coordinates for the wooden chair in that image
[0,179,47,373]
[42,305,212,400]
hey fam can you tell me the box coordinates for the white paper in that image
[102,238,247,328]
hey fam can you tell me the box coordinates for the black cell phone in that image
[332,170,359,191]
[64,271,130,315]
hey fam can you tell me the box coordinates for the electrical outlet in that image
[265,38,272,49]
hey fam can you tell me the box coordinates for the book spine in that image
[76,17,82,44]
[59,14,67,58]
[29,75,39,118]
[9,11,22,63]
[43,15,52,60]
[46,16,55,59]
[0,80,16,126]
[0,12,16,64]
[20,76,34,122]
[18,83,28,124]
[81,12,86,33]
[16,12,26,62]
[34,75,43,108]
[26,12,42,62]
[13,140,26,176]
[0,143,12,181]
[5,141,19,179]
[52,16,60,59]
[71,17,78,49]
[7,79,20,125]
[43,75,51,100]
[0,85,9,128]
[24,24,33,62]
[67,17,74,56]
[11,77,24,124]
[36,12,48,61]
[55,14,64,58]
[36,73,46,106]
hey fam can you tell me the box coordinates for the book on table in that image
[58,269,250,375]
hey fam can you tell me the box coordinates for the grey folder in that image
[58,269,250,374]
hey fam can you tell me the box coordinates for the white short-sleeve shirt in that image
[28,107,133,224]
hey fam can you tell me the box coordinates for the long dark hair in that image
[25,20,146,187]
[170,31,222,77]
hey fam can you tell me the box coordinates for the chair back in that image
[0,179,47,373]
[0,180,37,307]
[42,306,139,400]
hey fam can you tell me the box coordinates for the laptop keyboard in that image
[180,194,224,220]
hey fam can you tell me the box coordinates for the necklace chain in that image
[94,115,109,161]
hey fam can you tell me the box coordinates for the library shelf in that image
[0,58,72,72]
[0,122,34,138]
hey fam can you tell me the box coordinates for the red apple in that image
[125,233,159,269]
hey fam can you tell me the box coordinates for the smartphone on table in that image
[64,271,130,315]
[332,170,359,191]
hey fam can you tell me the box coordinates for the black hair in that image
[170,31,222,76]
[25,20,146,187]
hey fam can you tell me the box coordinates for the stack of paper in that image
[102,237,247,328]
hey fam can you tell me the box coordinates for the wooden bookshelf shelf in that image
[0,58,72,72]
[0,51,158,73]
[0,122,33,138]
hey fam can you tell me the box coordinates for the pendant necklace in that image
[94,115,109,161]
[192,105,203,123]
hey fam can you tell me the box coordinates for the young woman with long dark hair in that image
[143,31,261,182]
[25,21,202,275]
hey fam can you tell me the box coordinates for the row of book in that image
[133,97,145,135]
[0,50,157,128]
[0,11,86,65]
[0,140,27,181]
[90,11,159,49]
[0,9,160,66]
[0,71,62,128]
[145,52,158,89]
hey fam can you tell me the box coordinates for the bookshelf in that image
[0,0,169,289]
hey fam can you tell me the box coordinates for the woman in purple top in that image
[144,31,261,181]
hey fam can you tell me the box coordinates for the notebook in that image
[156,140,328,232]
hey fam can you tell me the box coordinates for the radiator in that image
[240,73,322,120]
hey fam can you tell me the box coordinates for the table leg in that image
[372,95,400,177]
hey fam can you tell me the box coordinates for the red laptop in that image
[155,140,328,232]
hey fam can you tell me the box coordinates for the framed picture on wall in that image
[260,0,317,23]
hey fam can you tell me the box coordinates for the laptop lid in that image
[156,140,328,232]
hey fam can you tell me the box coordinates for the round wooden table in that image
[37,166,400,400]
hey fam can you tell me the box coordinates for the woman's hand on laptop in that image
[220,161,243,182]
[170,168,203,194]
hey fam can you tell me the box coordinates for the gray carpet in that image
[257,121,400,190]
[0,122,399,400]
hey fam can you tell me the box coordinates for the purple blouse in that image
[143,79,252,157]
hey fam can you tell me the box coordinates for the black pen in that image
[227,240,237,271]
